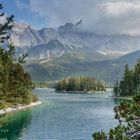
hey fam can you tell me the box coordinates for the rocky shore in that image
[0,101,42,115]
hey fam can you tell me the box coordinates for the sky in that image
[2,0,140,35]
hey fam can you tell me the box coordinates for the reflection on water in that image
[0,88,121,140]
[0,110,32,140]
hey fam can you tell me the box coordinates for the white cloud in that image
[103,1,140,16]
[29,0,140,35]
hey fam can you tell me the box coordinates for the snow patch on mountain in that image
[97,51,107,55]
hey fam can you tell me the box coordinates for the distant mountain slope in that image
[115,50,140,67]
[25,59,123,83]
[26,49,140,83]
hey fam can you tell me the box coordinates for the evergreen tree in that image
[0,3,37,109]
[92,94,140,140]
[55,77,106,92]
[113,81,120,96]
[134,59,140,94]
[113,63,136,96]
[93,59,140,140]
[92,131,107,140]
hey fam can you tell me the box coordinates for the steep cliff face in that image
[10,22,140,62]
[10,23,44,48]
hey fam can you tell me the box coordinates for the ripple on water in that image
[0,88,119,140]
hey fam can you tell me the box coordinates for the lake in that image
[0,88,120,140]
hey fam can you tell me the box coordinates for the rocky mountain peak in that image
[58,22,77,33]
[75,19,82,26]
[9,21,140,62]
[12,22,30,31]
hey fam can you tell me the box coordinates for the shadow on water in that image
[113,97,132,105]
[113,98,122,105]
[0,89,124,140]
[0,109,32,140]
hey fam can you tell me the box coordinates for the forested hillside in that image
[26,49,140,84]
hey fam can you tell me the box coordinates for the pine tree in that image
[113,81,119,96]
[92,95,140,140]
[134,59,140,94]
[114,64,135,96]
[55,77,106,92]
[0,3,36,108]
[93,59,140,140]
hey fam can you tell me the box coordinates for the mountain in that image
[9,22,140,83]
[10,22,140,62]
[25,49,140,83]
[115,50,140,67]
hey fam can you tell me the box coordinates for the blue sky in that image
[2,0,140,35]
[2,0,48,29]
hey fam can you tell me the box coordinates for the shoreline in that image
[0,101,42,115]
[113,96,133,100]
[56,90,106,94]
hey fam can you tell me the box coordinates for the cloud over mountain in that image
[28,0,140,35]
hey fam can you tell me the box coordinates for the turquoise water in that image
[0,88,120,140]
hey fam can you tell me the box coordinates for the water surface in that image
[0,88,120,140]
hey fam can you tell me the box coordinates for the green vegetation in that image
[26,49,140,84]
[93,94,140,140]
[113,59,140,97]
[93,59,140,139]
[0,4,37,109]
[34,82,48,88]
[55,77,106,92]
[26,55,123,84]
